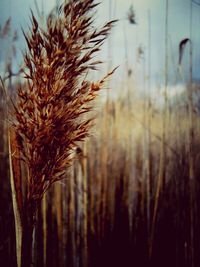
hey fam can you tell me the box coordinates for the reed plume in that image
[10,1,117,266]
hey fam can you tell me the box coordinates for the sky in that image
[0,0,200,96]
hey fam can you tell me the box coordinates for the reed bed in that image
[2,0,117,266]
[15,90,199,267]
[0,1,200,267]
[1,80,200,267]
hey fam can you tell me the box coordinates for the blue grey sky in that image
[0,0,200,92]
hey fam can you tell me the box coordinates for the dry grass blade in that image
[1,76,23,267]
[8,131,23,267]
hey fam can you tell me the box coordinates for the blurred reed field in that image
[1,0,200,266]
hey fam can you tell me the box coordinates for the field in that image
[0,0,200,267]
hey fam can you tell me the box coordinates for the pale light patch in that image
[159,83,185,99]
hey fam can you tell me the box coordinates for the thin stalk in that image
[147,9,152,259]
[142,54,146,219]
[188,1,195,266]
[82,142,88,267]
[8,132,23,267]
[55,183,62,265]
[150,0,169,258]
[1,76,23,267]
[42,194,47,267]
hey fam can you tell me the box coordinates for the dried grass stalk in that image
[8,131,23,267]
[10,0,116,266]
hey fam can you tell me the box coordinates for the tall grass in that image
[7,1,116,266]
[0,1,200,267]
[11,89,198,267]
